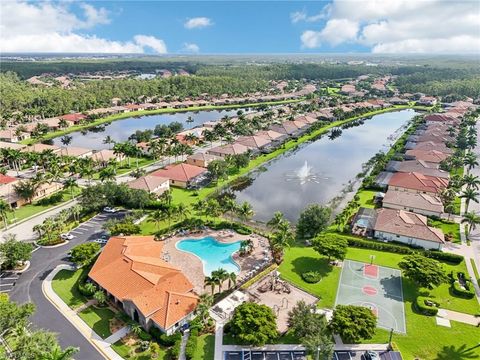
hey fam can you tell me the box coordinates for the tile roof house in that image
[61,113,87,124]
[0,174,19,208]
[127,175,170,195]
[89,149,124,166]
[88,236,198,334]
[186,153,221,168]
[21,143,61,154]
[424,114,459,125]
[268,121,301,136]
[408,141,453,154]
[207,143,250,158]
[0,129,30,143]
[60,147,93,158]
[0,141,26,150]
[382,189,444,217]
[388,172,448,195]
[388,160,449,179]
[404,149,450,164]
[373,208,444,250]
[151,163,207,188]
[235,135,272,150]
[255,130,287,142]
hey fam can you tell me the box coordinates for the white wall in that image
[374,230,442,250]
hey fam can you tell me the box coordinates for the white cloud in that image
[0,1,167,53]
[182,43,200,53]
[299,0,480,53]
[301,19,359,48]
[290,7,330,23]
[184,17,213,29]
[134,35,167,54]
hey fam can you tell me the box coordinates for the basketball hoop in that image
[370,255,375,265]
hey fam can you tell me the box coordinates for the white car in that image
[60,233,74,240]
[103,207,117,213]
[93,238,108,244]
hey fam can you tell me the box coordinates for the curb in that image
[42,265,116,360]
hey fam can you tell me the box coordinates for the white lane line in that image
[0,289,11,293]
[70,230,83,235]
[1,277,18,280]
[0,283,15,287]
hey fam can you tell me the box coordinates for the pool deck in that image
[161,229,271,294]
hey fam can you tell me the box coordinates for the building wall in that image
[186,158,207,168]
[169,179,188,188]
[382,201,442,217]
[153,182,170,195]
[374,230,442,250]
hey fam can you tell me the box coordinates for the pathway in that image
[179,330,190,360]
[439,309,480,327]
[43,264,127,360]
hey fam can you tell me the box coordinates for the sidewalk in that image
[439,309,480,327]
[42,264,126,360]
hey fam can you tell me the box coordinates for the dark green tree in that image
[296,204,332,240]
[329,305,377,343]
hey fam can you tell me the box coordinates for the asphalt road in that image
[8,210,127,360]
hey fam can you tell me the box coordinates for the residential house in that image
[21,143,61,154]
[340,84,356,95]
[424,114,459,126]
[417,96,437,106]
[60,147,93,159]
[127,175,170,196]
[255,130,287,143]
[0,174,19,208]
[0,141,26,150]
[388,172,448,195]
[382,189,444,217]
[373,208,444,250]
[151,163,207,188]
[88,236,198,334]
[408,141,453,154]
[269,121,300,136]
[404,149,450,164]
[387,160,449,179]
[0,129,30,143]
[235,135,272,151]
[89,149,124,167]
[186,153,221,168]
[207,143,250,158]
[61,113,87,125]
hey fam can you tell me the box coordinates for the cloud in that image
[182,43,200,53]
[184,17,213,29]
[134,35,167,54]
[290,7,330,23]
[0,1,167,53]
[299,0,480,53]
[301,19,359,48]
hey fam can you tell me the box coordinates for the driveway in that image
[8,210,127,360]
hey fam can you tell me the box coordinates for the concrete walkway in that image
[179,330,190,360]
[439,309,480,326]
[43,264,126,360]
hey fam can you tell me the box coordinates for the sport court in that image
[335,259,406,333]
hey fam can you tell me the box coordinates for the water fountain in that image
[285,160,325,185]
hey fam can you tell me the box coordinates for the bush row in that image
[415,296,439,316]
[185,329,199,359]
[149,327,181,347]
[452,280,475,299]
[301,271,322,284]
[344,236,464,264]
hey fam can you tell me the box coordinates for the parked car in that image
[94,238,108,244]
[103,207,117,213]
[364,351,379,360]
[60,233,74,240]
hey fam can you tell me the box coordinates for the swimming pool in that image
[176,236,241,276]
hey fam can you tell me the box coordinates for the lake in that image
[231,109,419,222]
[52,109,242,150]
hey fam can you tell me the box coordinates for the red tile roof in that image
[151,163,206,182]
[388,172,448,194]
[61,113,87,123]
[89,236,198,330]
[0,174,17,185]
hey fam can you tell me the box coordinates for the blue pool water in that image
[176,237,241,276]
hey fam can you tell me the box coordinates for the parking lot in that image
[224,350,307,360]
[0,271,19,293]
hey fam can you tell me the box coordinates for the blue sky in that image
[1,1,479,54]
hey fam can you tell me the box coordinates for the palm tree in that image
[130,323,142,336]
[463,174,480,190]
[42,345,79,360]
[70,205,82,222]
[212,268,229,293]
[14,179,39,204]
[149,210,166,230]
[204,276,217,295]
[63,177,77,199]
[0,199,12,229]
[461,211,480,239]
[461,188,480,212]
[186,116,194,124]
[176,203,191,222]
[99,166,116,182]
[227,272,237,289]
[464,152,479,174]
[197,293,213,325]
[93,290,107,305]
[103,135,115,149]
[271,222,294,263]
[222,198,238,222]
[60,135,73,146]
[267,211,285,230]
[236,201,254,223]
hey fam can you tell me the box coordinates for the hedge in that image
[185,329,198,359]
[168,337,181,360]
[207,220,252,235]
[149,328,181,346]
[415,296,439,316]
[452,272,475,299]
[341,235,464,264]
[138,329,152,341]
[301,271,322,284]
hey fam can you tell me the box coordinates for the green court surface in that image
[335,259,406,333]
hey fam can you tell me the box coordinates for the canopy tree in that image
[312,233,348,261]
[398,254,448,290]
[296,204,331,240]
[329,305,377,343]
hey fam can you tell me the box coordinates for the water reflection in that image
[232,109,418,222]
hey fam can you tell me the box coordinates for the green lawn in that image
[78,306,115,339]
[279,244,480,359]
[428,219,461,244]
[356,189,378,208]
[470,258,480,285]
[192,334,215,360]
[111,339,167,360]
[223,330,300,346]
[51,268,88,309]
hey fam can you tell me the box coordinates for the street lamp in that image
[388,328,394,350]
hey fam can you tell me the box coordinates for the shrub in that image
[301,271,322,283]
[138,329,152,341]
[415,296,439,316]
[345,236,414,254]
[452,280,475,299]
[185,329,198,359]
[37,237,65,246]
[424,251,463,264]
[168,337,181,360]
[150,329,181,346]
[37,192,64,206]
